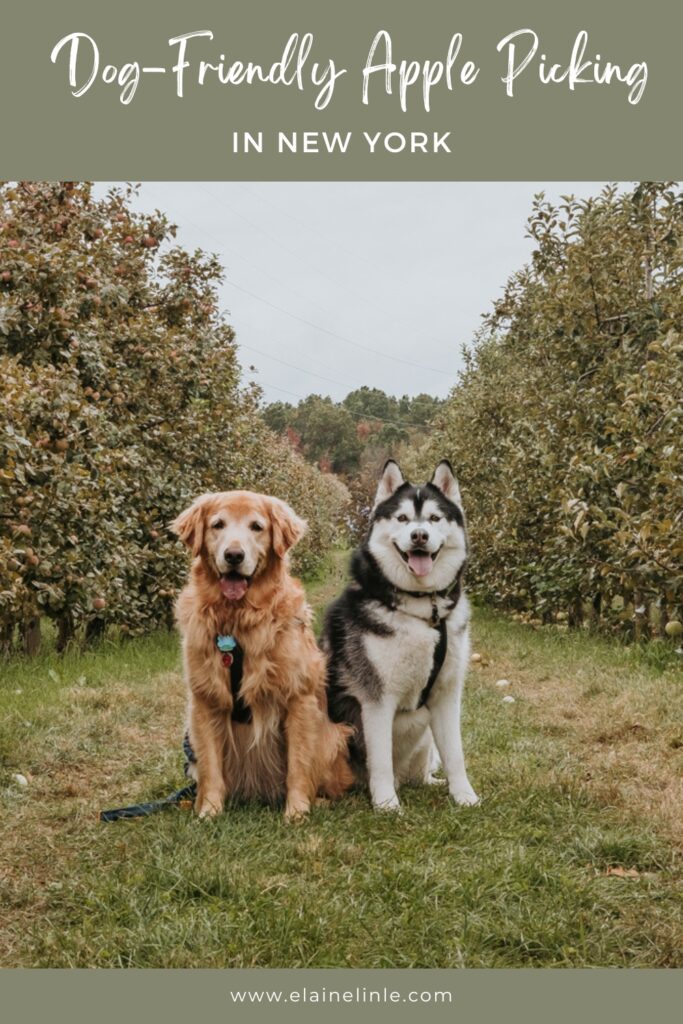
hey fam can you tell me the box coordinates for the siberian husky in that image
[322,459,479,811]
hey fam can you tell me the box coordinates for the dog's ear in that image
[431,460,462,506]
[373,459,404,508]
[170,496,207,557]
[269,498,307,559]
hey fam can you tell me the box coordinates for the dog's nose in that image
[225,548,245,566]
[410,528,429,546]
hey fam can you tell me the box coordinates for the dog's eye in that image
[211,520,225,530]
[430,514,441,523]
[396,514,408,523]
[250,521,264,532]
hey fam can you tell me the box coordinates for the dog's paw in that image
[196,805,221,819]
[425,773,447,786]
[373,794,402,812]
[195,793,224,818]
[450,786,480,807]
[284,799,311,823]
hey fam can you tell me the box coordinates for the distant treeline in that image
[262,388,443,475]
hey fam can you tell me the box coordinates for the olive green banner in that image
[1,0,681,179]
[1,969,681,1024]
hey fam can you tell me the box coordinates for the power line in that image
[257,381,319,402]
[146,185,367,387]
[234,182,453,350]
[228,278,456,377]
[198,183,456,377]
[168,204,360,367]
[238,342,360,391]
[147,182,456,382]
[240,345,439,429]
[236,314,378,385]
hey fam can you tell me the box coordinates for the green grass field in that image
[1,554,681,967]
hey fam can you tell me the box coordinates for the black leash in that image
[100,634,249,822]
[99,735,197,822]
[99,780,197,822]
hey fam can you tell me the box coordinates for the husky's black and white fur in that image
[323,459,479,811]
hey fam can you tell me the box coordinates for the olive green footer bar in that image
[1,970,680,1024]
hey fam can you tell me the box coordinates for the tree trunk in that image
[0,622,14,657]
[85,617,105,646]
[658,601,669,639]
[22,615,41,656]
[56,611,75,653]
[164,602,175,631]
[590,592,602,632]
[568,596,584,628]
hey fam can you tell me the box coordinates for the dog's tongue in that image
[220,576,248,601]
[408,551,432,578]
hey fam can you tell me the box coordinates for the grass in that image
[1,552,681,967]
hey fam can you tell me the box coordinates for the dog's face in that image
[368,460,467,592]
[172,491,306,601]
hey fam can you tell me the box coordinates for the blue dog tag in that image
[216,634,237,653]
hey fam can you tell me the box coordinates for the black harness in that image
[100,635,249,821]
[418,617,448,708]
[397,564,465,709]
[224,637,251,723]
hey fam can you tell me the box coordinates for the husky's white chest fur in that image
[363,603,438,710]
[363,592,468,711]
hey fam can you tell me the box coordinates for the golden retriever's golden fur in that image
[172,491,352,820]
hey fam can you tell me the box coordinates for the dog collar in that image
[395,563,465,626]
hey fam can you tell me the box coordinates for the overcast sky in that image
[97,181,609,404]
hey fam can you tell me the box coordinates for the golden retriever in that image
[171,490,352,820]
